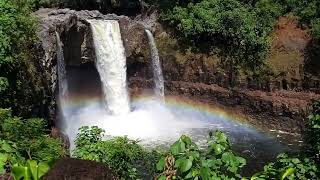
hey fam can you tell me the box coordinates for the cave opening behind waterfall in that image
[67,63,104,104]
[60,24,104,105]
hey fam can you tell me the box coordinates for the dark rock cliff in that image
[34,8,147,122]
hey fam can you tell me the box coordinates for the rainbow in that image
[62,92,263,135]
[132,94,251,126]
[63,92,252,128]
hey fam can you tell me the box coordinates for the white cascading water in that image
[56,31,69,101]
[56,31,69,139]
[145,30,165,101]
[88,19,130,115]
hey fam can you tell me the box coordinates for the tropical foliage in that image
[0,140,24,174]
[11,160,50,180]
[244,154,318,180]
[156,131,246,179]
[157,0,283,86]
[305,100,320,161]
[0,142,51,180]
[161,0,275,60]
[0,108,66,179]
[0,109,66,162]
[73,126,160,179]
[0,0,45,117]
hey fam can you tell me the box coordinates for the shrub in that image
[0,109,66,163]
[0,0,45,117]
[245,101,320,180]
[0,140,24,174]
[253,0,283,32]
[73,126,160,179]
[245,154,318,180]
[311,19,320,41]
[305,100,320,161]
[156,131,246,179]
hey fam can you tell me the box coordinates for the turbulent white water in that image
[56,31,68,100]
[88,19,130,114]
[145,30,165,101]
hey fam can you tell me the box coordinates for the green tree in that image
[162,0,271,86]
[0,0,45,117]
[0,109,66,162]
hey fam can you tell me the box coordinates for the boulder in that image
[43,158,118,180]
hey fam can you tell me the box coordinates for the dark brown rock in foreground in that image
[44,158,118,180]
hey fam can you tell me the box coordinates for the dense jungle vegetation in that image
[0,0,319,179]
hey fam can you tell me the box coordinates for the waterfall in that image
[145,30,165,101]
[56,32,68,101]
[88,19,130,115]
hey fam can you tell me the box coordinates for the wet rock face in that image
[129,78,320,134]
[34,8,147,121]
[35,8,147,67]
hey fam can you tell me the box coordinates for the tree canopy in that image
[0,0,44,117]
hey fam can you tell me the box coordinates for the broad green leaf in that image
[176,157,192,173]
[221,152,233,163]
[0,153,8,163]
[0,161,6,174]
[27,160,38,180]
[211,144,225,155]
[200,167,210,180]
[170,140,185,155]
[1,142,13,153]
[189,151,200,160]
[171,141,181,155]
[156,157,166,171]
[206,159,218,168]
[280,168,295,180]
[38,162,50,178]
[237,157,246,167]
[215,131,228,143]
[184,171,193,179]
[158,175,166,180]
[181,135,192,146]
[12,166,29,180]
[191,168,200,177]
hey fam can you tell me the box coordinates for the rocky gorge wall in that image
[130,13,320,93]
[34,8,319,134]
